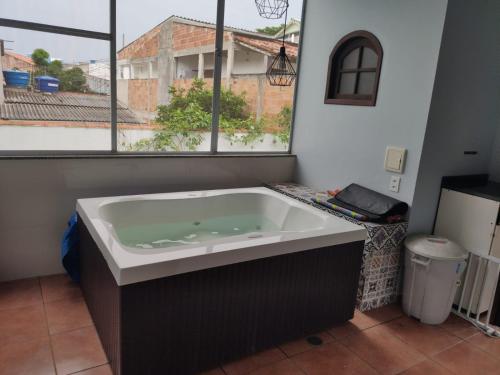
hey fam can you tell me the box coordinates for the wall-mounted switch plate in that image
[389,175,401,193]
[384,146,407,173]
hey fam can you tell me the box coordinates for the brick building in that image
[117,16,299,124]
[1,50,35,73]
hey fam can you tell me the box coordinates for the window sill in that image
[0,152,294,160]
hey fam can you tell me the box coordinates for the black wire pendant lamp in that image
[254,0,289,19]
[265,1,296,87]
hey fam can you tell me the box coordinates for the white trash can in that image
[402,234,468,325]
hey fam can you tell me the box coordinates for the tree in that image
[131,79,264,152]
[31,48,50,68]
[47,60,63,78]
[256,24,285,36]
[59,67,86,92]
[31,48,87,92]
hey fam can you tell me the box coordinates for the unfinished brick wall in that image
[118,25,161,60]
[172,23,230,50]
[262,84,294,115]
[128,79,158,113]
[228,77,260,115]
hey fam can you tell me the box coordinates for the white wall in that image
[409,0,500,232]
[233,49,266,75]
[0,156,295,281]
[291,0,448,204]
[0,126,288,152]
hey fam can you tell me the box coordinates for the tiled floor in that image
[1,275,499,375]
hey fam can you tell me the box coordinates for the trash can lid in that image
[405,234,468,261]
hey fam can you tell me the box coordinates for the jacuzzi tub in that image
[77,186,366,285]
[77,186,367,374]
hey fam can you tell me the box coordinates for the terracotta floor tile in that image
[198,368,226,375]
[51,326,108,375]
[72,364,113,375]
[384,316,461,356]
[328,321,363,339]
[433,341,500,375]
[360,303,403,326]
[329,304,403,339]
[0,337,55,375]
[400,359,454,375]
[45,296,93,335]
[340,325,426,375]
[0,304,48,344]
[465,332,500,357]
[40,273,82,303]
[0,277,43,311]
[247,359,303,375]
[440,314,479,339]
[292,341,377,375]
[279,331,334,357]
[222,348,286,375]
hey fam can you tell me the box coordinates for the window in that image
[0,25,111,151]
[325,31,382,106]
[0,0,304,155]
[116,1,217,152]
[216,0,304,152]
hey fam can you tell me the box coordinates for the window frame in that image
[324,30,383,107]
[0,0,307,157]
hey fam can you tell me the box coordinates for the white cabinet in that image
[435,188,500,315]
[435,189,498,256]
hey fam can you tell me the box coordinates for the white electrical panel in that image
[384,146,406,173]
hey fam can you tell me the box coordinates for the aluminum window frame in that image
[0,0,306,157]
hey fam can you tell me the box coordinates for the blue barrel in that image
[3,70,30,88]
[35,75,60,93]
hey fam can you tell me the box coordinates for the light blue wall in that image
[409,0,500,233]
[292,0,448,205]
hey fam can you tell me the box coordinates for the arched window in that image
[325,31,383,106]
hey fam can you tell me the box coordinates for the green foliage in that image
[274,106,292,145]
[59,67,86,92]
[31,48,50,67]
[256,24,285,36]
[131,79,265,152]
[31,48,86,92]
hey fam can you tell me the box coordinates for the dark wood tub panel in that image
[79,216,364,375]
[79,222,122,375]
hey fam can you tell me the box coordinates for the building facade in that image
[117,16,299,124]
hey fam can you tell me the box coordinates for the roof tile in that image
[1,88,141,124]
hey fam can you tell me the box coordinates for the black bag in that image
[327,183,408,222]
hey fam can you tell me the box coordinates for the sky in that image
[0,0,303,63]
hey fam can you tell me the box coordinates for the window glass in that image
[357,72,376,95]
[342,48,359,69]
[0,0,109,32]
[361,47,377,68]
[116,0,217,152]
[215,0,304,152]
[0,27,112,150]
[338,72,356,94]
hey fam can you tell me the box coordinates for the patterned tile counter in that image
[267,183,408,311]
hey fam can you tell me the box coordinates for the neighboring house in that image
[116,16,298,123]
[274,19,301,43]
[1,50,35,72]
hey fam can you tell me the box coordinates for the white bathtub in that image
[77,187,366,285]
